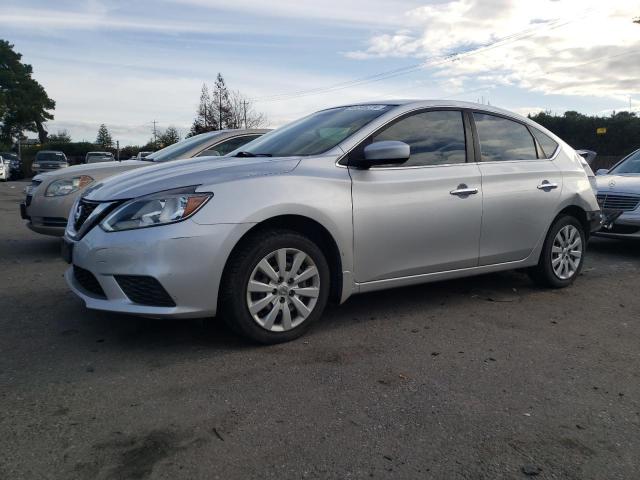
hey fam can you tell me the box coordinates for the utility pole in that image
[219,94,223,130]
[116,140,120,161]
[242,100,248,128]
[152,120,158,149]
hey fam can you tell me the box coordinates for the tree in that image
[0,40,55,144]
[212,73,232,129]
[48,129,71,143]
[95,124,113,149]
[158,126,180,148]
[188,75,267,136]
[228,90,267,129]
[188,84,218,136]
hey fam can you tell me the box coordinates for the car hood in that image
[596,174,640,195]
[83,156,302,201]
[34,160,150,182]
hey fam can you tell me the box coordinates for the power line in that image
[251,13,588,103]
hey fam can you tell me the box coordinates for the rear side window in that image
[473,113,537,161]
[372,110,466,167]
[530,127,559,158]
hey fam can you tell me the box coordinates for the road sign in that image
[596,127,607,135]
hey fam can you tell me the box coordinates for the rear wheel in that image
[219,229,330,344]
[529,215,585,288]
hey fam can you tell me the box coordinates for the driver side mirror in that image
[355,141,410,169]
[595,168,609,176]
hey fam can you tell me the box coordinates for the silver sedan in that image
[62,100,601,343]
[595,148,640,239]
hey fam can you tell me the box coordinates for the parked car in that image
[594,148,640,239]
[21,129,268,236]
[31,151,68,174]
[61,100,601,344]
[136,151,154,160]
[85,151,115,163]
[0,152,23,179]
[0,156,10,181]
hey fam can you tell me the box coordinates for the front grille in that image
[73,199,100,231]
[115,275,176,307]
[73,265,106,298]
[597,193,640,211]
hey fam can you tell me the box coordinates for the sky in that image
[1,0,639,145]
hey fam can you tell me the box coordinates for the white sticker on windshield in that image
[344,105,389,111]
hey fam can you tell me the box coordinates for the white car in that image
[0,156,10,181]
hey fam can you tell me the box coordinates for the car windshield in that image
[36,152,65,162]
[147,133,220,163]
[234,105,393,157]
[610,149,640,174]
[1,153,18,161]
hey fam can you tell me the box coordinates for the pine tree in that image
[188,84,218,136]
[95,124,113,148]
[158,126,180,147]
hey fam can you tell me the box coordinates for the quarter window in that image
[473,113,537,161]
[530,127,559,158]
[371,110,467,167]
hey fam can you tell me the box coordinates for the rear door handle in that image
[537,181,558,191]
[450,184,479,196]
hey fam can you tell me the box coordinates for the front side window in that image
[530,127,559,158]
[474,113,537,161]
[371,110,466,167]
[610,149,640,174]
[233,105,393,157]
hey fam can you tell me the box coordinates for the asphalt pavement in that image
[1,179,639,479]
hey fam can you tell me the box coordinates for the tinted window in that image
[234,105,392,157]
[198,135,262,157]
[530,127,559,158]
[474,113,537,161]
[149,133,220,162]
[372,110,466,167]
[36,152,66,162]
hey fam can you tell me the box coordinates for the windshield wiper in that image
[234,151,272,157]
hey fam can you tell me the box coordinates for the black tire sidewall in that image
[221,231,330,344]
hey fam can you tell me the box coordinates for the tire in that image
[219,229,331,344]
[529,215,586,288]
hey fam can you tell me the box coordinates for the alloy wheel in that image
[246,248,321,332]
[551,225,583,280]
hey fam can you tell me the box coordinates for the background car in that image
[0,152,23,179]
[61,100,600,344]
[595,148,640,239]
[0,156,10,181]
[135,151,154,160]
[21,129,269,236]
[31,150,68,174]
[85,151,115,163]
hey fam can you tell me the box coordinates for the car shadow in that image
[589,236,640,260]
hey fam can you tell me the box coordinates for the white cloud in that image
[346,0,640,98]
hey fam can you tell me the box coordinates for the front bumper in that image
[593,209,640,239]
[23,189,78,237]
[64,219,254,318]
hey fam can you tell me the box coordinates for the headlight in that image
[45,175,94,197]
[32,162,40,168]
[100,188,212,232]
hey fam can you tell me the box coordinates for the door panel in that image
[478,160,562,265]
[350,163,483,282]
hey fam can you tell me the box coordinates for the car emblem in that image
[74,204,83,223]
[608,179,616,188]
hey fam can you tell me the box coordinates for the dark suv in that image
[32,151,69,174]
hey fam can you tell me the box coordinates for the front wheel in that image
[529,215,586,288]
[219,230,330,344]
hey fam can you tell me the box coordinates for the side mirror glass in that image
[358,141,410,168]
[595,168,609,176]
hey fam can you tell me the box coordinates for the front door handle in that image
[450,184,479,196]
[537,181,559,191]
